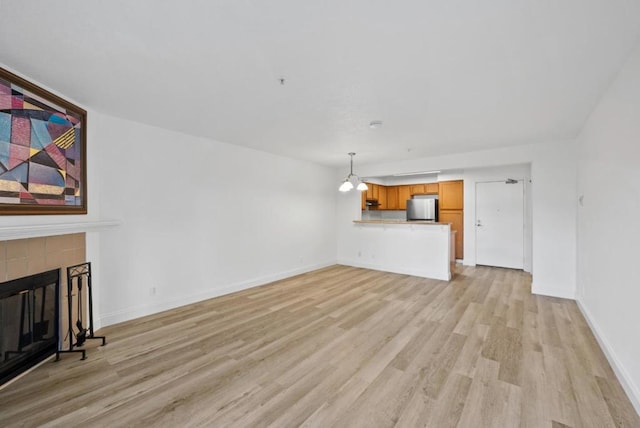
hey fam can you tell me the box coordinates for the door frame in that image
[474,179,527,270]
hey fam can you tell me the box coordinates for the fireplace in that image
[0,233,87,385]
[0,269,60,384]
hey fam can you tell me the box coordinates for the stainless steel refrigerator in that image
[406,197,438,221]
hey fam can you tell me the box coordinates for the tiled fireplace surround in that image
[0,234,86,283]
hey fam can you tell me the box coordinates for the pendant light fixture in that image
[339,152,368,192]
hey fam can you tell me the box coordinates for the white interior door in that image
[476,180,524,269]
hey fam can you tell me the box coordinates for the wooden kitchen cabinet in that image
[398,185,412,210]
[425,183,439,194]
[439,180,464,210]
[386,186,399,210]
[410,184,425,195]
[438,180,463,260]
[360,181,452,211]
[440,209,463,259]
[362,182,385,210]
[410,183,439,195]
[377,184,387,209]
[365,183,373,200]
[366,183,380,201]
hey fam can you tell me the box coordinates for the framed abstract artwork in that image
[0,68,87,215]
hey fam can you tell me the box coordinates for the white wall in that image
[576,41,640,413]
[337,140,577,298]
[0,64,339,327]
[530,142,578,298]
[94,113,338,325]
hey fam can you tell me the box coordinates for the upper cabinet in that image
[385,185,411,210]
[398,185,412,210]
[366,183,379,201]
[439,180,464,210]
[360,180,459,212]
[425,183,439,194]
[386,186,399,210]
[362,182,385,209]
[410,184,425,195]
[377,184,387,209]
[409,183,439,195]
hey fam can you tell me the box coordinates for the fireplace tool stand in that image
[56,262,106,361]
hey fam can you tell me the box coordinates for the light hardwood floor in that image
[1,265,638,427]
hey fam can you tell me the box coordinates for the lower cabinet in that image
[440,210,463,260]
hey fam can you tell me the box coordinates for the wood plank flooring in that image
[0,265,638,427]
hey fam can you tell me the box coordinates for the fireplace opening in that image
[0,269,60,385]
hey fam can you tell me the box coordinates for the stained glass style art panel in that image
[0,68,87,215]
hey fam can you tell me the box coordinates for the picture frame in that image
[0,67,87,215]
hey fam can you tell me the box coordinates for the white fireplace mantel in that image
[0,220,121,241]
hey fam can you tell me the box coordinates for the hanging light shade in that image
[339,180,354,192]
[338,152,366,192]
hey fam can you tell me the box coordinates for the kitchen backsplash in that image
[362,210,407,221]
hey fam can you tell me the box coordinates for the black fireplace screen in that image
[0,269,60,385]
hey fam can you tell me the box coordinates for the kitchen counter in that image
[338,220,456,281]
[353,220,451,226]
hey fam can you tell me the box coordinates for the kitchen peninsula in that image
[347,220,456,281]
[361,180,464,260]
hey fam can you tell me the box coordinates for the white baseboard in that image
[98,260,336,327]
[576,299,640,416]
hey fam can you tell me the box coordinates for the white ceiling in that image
[1,1,639,167]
